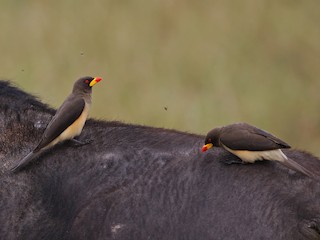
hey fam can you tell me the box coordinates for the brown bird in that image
[11,76,102,172]
[202,122,316,178]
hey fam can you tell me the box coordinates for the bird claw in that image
[223,158,244,165]
[69,138,93,147]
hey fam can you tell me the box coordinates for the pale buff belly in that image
[222,144,288,163]
[49,103,90,147]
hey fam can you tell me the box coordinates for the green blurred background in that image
[1,1,320,155]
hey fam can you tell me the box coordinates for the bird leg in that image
[223,156,245,165]
[69,138,93,147]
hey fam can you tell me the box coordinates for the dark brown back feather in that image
[34,95,85,151]
[219,123,290,151]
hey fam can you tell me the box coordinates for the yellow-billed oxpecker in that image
[11,76,102,172]
[202,122,316,178]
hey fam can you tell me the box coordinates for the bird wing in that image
[219,124,290,151]
[34,96,85,151]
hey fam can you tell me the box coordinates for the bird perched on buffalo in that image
[11,76,102,172]
[202,122,317,179]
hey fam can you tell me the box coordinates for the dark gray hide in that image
[0,81,320,240]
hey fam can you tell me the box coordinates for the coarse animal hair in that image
[1,80,320,239]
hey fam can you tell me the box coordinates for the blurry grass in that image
[1,0,320,155]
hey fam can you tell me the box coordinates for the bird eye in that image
[208,138,212,143]
[85,80,89,84]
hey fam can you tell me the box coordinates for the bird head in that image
[201,128,221,152]
[73,76,102,93]
[201,139,213,152]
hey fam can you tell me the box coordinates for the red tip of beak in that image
[95,77,102,82]
[201,146,208,152]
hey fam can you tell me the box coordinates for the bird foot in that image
[69,138,93,147]
[223,158,244,165]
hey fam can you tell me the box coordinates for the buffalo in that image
[1,80,320,240]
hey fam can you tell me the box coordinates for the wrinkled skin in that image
[1,81,320,240]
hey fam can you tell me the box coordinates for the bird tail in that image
[281,157,319,180]
[10,150,41,173]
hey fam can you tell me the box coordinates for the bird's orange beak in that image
[201,143,213,152]
[89,77,102,87]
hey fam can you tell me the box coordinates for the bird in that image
[201,122,317,179]
[11,76,102,172]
